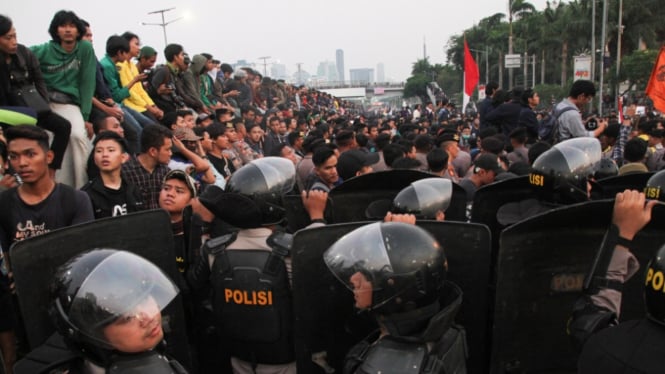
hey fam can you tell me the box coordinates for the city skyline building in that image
[336,49,345,83]
[349,68,374,85]
[316,61,339,82]
[377,63,385,83]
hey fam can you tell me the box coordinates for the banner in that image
[463,38,480,111]
[646,46,665,113]
[573,55,592,81]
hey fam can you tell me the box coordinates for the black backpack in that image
[539,105,577,143]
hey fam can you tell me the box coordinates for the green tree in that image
[615,49,659,92]
[404,74,430,102]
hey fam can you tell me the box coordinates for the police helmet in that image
[594,158,619,180]
[50,249,178,364]
[391,178,452,219]
[323,222,446,315]
[530,138,601,204]
[644,170,665,202]
[225,157,296,227]
[644,244,665,326]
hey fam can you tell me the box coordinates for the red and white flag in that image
[463,38,480,111]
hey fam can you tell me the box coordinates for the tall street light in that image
[258,56,271,77]
[469,47,490,84]
[508,0,514,89]
[598,0,608,115]
[142,8,182,47]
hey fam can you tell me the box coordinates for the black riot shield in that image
[10,210,191,369]
[329,170,467,223]
[491,200,665,373]
[283,193,333,233]
[470,175,536,262]
[590,172,654,200]
[292,221,492,374]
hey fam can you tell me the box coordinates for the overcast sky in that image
[5,0,554,83]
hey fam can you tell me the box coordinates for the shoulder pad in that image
[202,232,237,256]
[267,231,293,257]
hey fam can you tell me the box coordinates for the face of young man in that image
[80,26,92,43]
[278,121,287,136]
[159,178,193,216]
[173,51,187,71]
[528,92,540,108]
[58,22,80,44]
[213,133,230,150]
[199,132,213,153]
[315,155,338,186]
[243,111,256,122]
[94,139,128,173]
[280,146,297,165]
[140,55,157,70]
[248,127,262,143]
[103,296,163,353]
[183,114,195,129]
[183,140,198,153]
[7,139,53,184]
[150,137,172,165]
[0,26,18,55]
[349,272,372,310]
[100,117,125,138]
[225,127,238,142]
[218,113,233,123]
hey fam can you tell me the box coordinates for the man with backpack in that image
[550,80,607,143]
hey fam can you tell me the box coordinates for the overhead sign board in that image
[505,54,521,69]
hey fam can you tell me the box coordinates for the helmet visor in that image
[323,222,393,293]
[410,178,452,218]
[68,251,178,347]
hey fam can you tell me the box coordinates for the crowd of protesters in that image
[2,7,665,374]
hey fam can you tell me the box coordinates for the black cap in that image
[336,150,380,180]
[435,130,459,147]
[473,154,504,174]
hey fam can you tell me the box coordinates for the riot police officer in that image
[323,221,467,374]
[573,190,663,373]
[188,157,299,374]
[497,137,602,225]
[16,249,187,373]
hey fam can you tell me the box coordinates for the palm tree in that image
[508,0,536,87]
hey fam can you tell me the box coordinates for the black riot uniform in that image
[187,157,297,373]
[578,244,665,373]
[16,249,188,374]
[497,137,602,225]
[323,222,467,374]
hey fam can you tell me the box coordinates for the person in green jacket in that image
[30,10,97,189]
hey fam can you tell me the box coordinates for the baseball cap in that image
[173,127,202,141]
[163,169,197,198]
[473,153,504,175]
[337,149,380,180]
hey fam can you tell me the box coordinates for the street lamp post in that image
[142,7,182,47]
[598,0,608,115]
[615,0,624,108]
[508,0,514,89]
[258,56,271,77]
[469,47,490,84]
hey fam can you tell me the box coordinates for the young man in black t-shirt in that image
[0,125,93,373]
[81,131,144,218]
